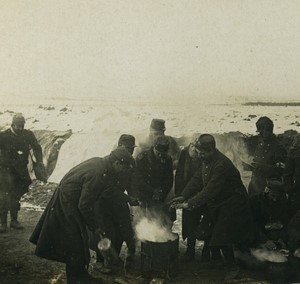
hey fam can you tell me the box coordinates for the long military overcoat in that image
[30,157,115,266]
[0,128,43,196]
[181,150,255,247]
[175,147,202,240]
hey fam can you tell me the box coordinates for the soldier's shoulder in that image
[136,151,149,160]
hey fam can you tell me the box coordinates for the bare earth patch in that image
[0,182,283,284]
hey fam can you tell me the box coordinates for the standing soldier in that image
[170,134,255,267]
[174,139,202,261]
[0,113,46,232]
[244,116,286,196]
[132,135,174,223]
[138,118,180,169]
[284,133,300,215]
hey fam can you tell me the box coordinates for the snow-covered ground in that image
[0,97,299,182]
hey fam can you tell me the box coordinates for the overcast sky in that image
[0,0,300,101]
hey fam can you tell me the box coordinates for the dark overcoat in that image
[175,147,202,239]
[181,150,255,247]
[250,192,291,245]
[0,128,43,196]
[284,148,300,213]
[132,147,173,204]
[248,135,286,196]
[29,157,115,266]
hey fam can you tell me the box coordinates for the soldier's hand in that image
[294,248,300,258]
[264,240,277,250]
[129,197,140,206]
[94,227,106,238]
[242,161,254,171]
[168,196,185,206]
[152,188,163,201]
[171,201,189,209]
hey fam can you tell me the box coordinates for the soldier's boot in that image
[200,241,211,262]
[221,246,235,267]
[181,237,196,262]
[10,211,23,230]
[0,214,8,233]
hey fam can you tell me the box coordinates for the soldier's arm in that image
[161,157,174,201]
[28,131,43,163]
[283,152,296,192]
[181,167,203,201]
[186,162,226,208]
[174,150,186,196]
[78,173,104,232]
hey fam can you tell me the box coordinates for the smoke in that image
[132,207,177,242]
[250,248,288,263]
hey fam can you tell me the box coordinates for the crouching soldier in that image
[92,135,139,267]
[250,180,291,251]
[30,148,134,284]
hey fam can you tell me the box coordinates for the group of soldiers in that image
[1,114,300,284]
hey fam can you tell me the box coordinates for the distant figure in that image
[0,113,46,233]
[250,179,291,250]
[284,133,300,215]
[92,134,139,266]
[132,136,174,224]
[174,139,202,261]
[138,118,180,169]
[170,134,255,267]
[30,148,134,284]
[244,116,286,196]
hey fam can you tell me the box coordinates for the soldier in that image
[250,180,291,250]
[93,135,139,267]
[132,135,174,223]
[0,113,46,232]
[30,148,134,284]
[284,133,300,215]
[138,118,180,169]
[244,116,286,196]
[174,139,202,261]
[170,134,255,267]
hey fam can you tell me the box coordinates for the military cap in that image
[111,147,134,166]
[150,119,166,131]
[194,134,216,151]
[154,136,169,152]
[118,134,136,148]
[256,116,274,130]
[12,113,25,124]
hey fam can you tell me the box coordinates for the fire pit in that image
[140,233,179,277]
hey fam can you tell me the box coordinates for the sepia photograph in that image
[1,1,300,283]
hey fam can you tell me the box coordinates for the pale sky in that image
[0,0,300,101]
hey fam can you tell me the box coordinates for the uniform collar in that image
[10,127,18,136]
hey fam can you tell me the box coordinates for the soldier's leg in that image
[0,210,8,233]
[114,203,136,261]
[221,245,235,265]
[182,237,196,262]
[9,191,23,230]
